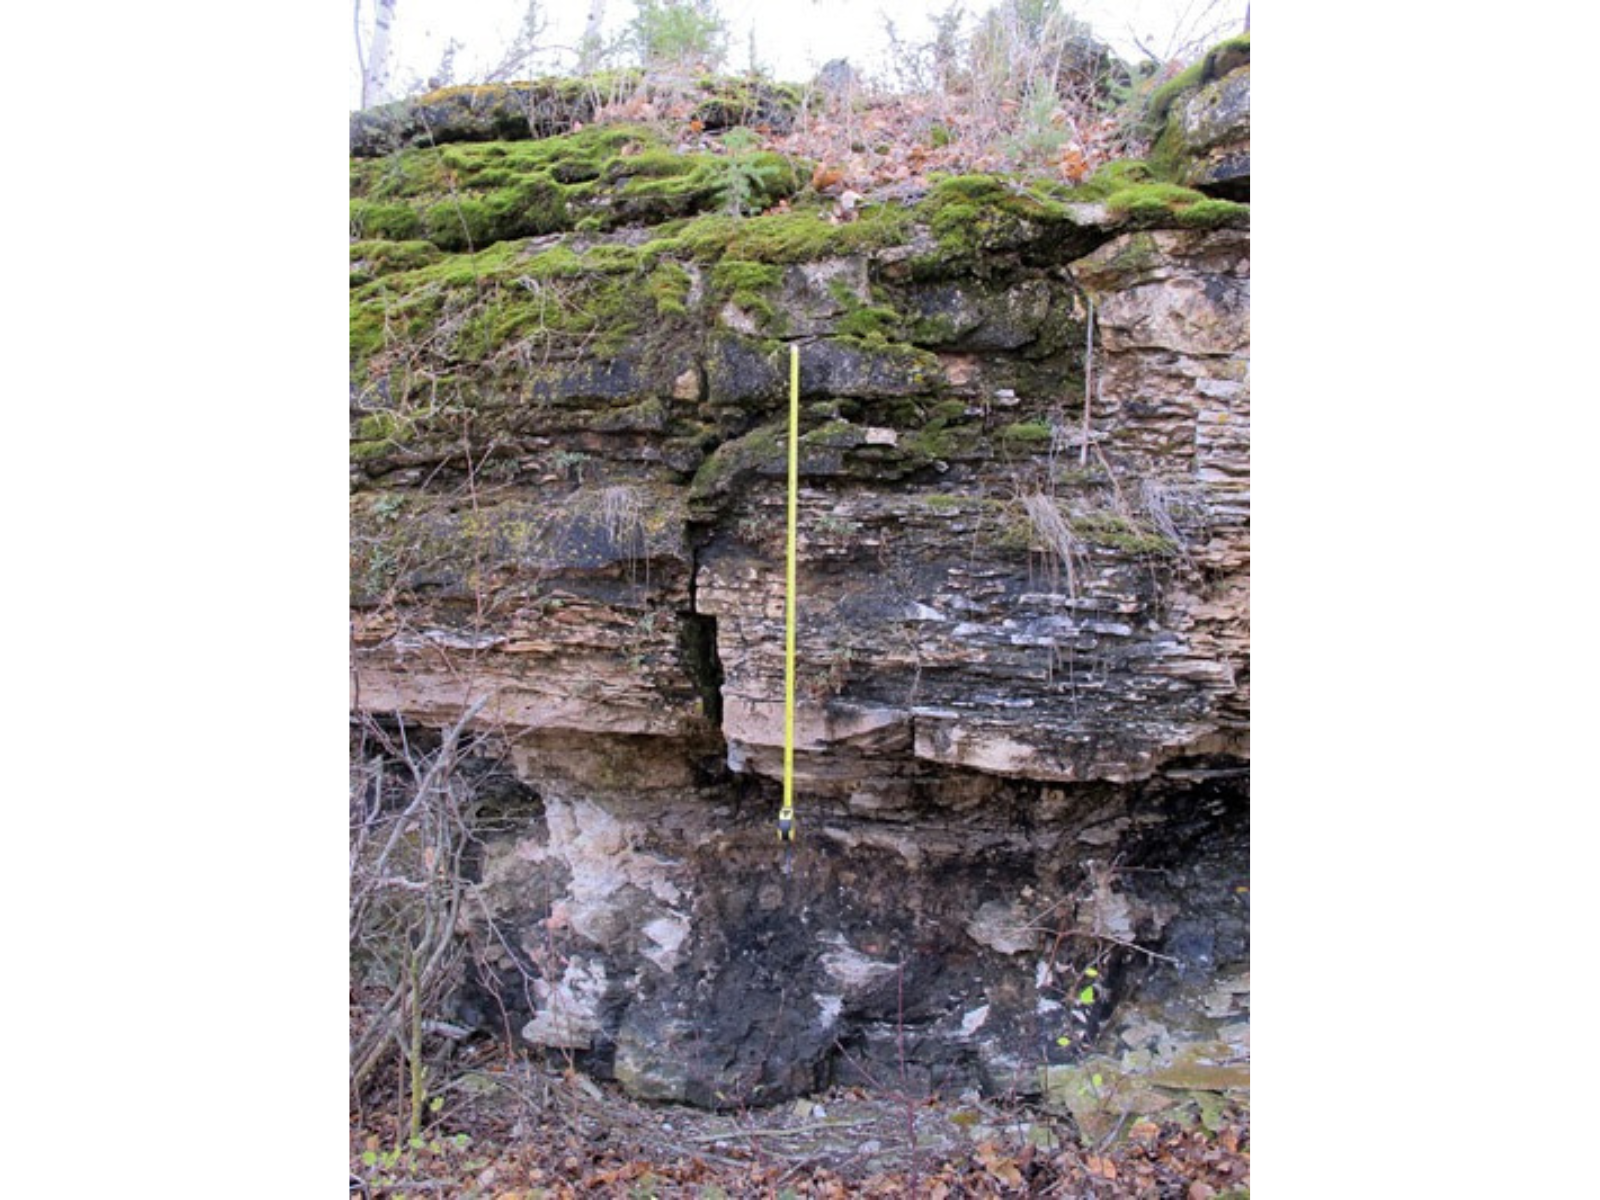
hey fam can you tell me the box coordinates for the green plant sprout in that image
[714,128,782,216]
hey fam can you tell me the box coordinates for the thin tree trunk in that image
[362,0,399,109]
[354,0,367,92]
[579,0,606,73]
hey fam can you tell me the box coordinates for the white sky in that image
[354,0,1250,107]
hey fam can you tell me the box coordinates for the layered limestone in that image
[350,63,1250,1109]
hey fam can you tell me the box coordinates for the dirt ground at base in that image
[350,1045,1249,1199]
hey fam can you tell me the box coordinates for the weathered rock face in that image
[351,75,1249,1108]
[350,76,804,158]
[1149,36,1251,201]
[448,751,1246,1108]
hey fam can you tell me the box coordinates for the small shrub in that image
[629,0,727,71]
[1003,83,1070,167]
[713,127,783,216]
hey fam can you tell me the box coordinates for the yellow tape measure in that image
[780,344,799,846]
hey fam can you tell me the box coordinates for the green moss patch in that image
[920,174,1065,257]
[350,233,688,386]
[350,200,423,241]
[689,421,786,510]
[689,77,804,132]
[351,410,420,462]
[646,260,695,316]
[1101,182,1248,229]
[1068,160,1155,202]
[648,203,911,265]
[1071,512,1175,556]
[350,239,442,285]
[1145,33,1251,133]
[349,125,805,253]
[710,260,783,314]
[997,420,1054,445]
[911,173,1104,274]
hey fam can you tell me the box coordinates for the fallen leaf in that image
[811,165,846,193]
[1085,1153,1118,1180]
[1060,148,1089,181]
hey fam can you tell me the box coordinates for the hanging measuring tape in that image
[778,344,799,852]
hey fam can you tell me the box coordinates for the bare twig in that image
[684,1118,879,1144]
[1080,297,1094,469]
[350,697,489,1097]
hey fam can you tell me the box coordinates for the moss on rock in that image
[350,239,442,285]
[1145,33,1251,135]
[911,173,1107,275]
[648,203,909,265]
[349,124,806,253]
[689,77,804,133]
[350,75,628,157]
[689,420,786,511]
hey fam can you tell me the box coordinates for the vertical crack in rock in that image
[680,540,727,731]
[679,610,725,730]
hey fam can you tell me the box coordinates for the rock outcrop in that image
[1148,34,1251,200]
[350,62,1250,1111]
[350,76,804,158]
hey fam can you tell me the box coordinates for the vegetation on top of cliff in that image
[350,71,806,157]
[1144,32,1250,135]
[347,189,917,389]
[350,239,443,286]
[913,173,1089,271]
[1061,160,1247,228]
[349,11,1249,483]
[353,1,1252,210]
[350,237,653,390]
[1097,181,1247,229]
[349,15,1252,384]
[905,163,1246,272]
[642,202,913,264]
[351,122,808,253]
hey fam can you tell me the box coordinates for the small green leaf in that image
[1084,967,1099,978]
[429,1095,444,1113]
[410,1135,426,1150]
[1091,1073,1104,1088]
[361,1151,377,1167]
[1056,1036,1070,1047]
[1078,985,1096,1005]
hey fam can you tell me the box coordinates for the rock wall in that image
[350,61,1249,1111]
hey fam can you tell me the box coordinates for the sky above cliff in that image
[353,0,1250,106]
